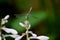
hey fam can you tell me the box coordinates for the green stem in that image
[26,29,29,40]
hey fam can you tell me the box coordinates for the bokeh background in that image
[0,0,60,40]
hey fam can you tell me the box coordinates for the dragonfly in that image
[24,7,38,20]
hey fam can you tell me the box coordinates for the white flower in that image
[9,29,18,35]
[28,34,49,40]
[32,33,37,37]
[4,15,10,20]
[1,15,10,25]
[28,36,49,40]
[15,36,23,40]
[1,19,8,25]
[19,20,31,29]
[15,33,25,40]
[37,36,49,40]
[28,31,37,37]
[1,27,18,35]
[4,35,24,40]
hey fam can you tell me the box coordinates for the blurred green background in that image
[0,0,60,40]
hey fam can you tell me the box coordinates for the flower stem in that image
[26,29,29,40]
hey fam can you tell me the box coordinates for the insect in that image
[24,7,38,20]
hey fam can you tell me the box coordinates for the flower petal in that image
[32,34,37,37]
[10,29,18,35]
[19,22,25,27]
[1,27,11,33]
[1,27,18,34]
[37,36,49,40]
[15,36,23,40]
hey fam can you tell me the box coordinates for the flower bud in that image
[4,15,10,19]
[24,20,31,29]
[19,23,25,27]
